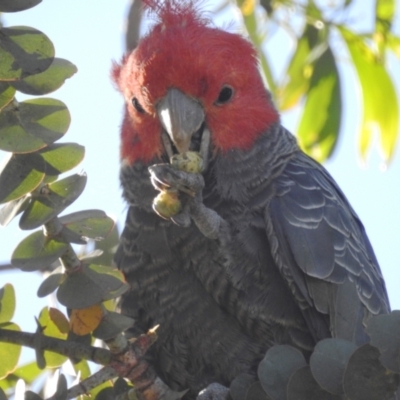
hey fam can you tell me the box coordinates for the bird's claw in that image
[148,163,205,196]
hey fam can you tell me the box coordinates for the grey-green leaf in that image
[93,312,134,340]
[0,0,42,12]
[37,273,65,298]
[366,310,400,373]
[12,230,68,271]
[310,338,357,395]
[19,173,87,230]
[59,210,114,241]
[39,143,85,177]
[287,366,341,400]
[0,98,71,153]
[0,195,30,226]
[0,153,45,204]
[343,344,399,400]
[11,58,77,95]
[0,26,54,81]
[57,264,128,309]
[0,283,16,323]
[258,345,307,400]
[0,82,15,111]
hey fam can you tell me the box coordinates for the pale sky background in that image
[1,0,400,354]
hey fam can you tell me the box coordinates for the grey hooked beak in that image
[156,88,206,154]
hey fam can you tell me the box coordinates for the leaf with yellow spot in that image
[70,304,103,336]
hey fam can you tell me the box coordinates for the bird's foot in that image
[148,164,228,240]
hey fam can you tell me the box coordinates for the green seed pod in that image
[170,151,203,173]
[152,189,182,219]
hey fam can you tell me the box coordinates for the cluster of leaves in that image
[229,311,400,400]
[0,1,134,398]
[235,0,400,163]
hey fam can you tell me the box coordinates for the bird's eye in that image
[132,97,145,114]
[215,86,234,105]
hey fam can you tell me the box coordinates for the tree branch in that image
[0,328,112,365]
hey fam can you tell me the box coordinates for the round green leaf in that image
[0,0,42,12]
[0,195,30,227]
[367,311,400,373]
[38,307,68,367]
[343,344,399,400]
[230,374,256,400]
[0,26,54,81]
[19,173,87,230]
[59,210,114,240]
[12,230,68,271]
[310,338,357,395]
[258,345,307,400]
[0,98,70,153]
[245,382,271,400]
[57,264,128,309]
[0,322,21,379]
[0,82,15,111]
[11,58,77,95]
[0,283,16,323]
[39,143,85,177]
[287,366,341,400]
[0,153,45,204]
[93,312,134,340]
[37,273,65,298]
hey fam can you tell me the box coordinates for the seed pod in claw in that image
[170,151,203,174]
[152,189,182,219]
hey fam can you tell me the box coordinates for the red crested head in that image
[113,0,279,164]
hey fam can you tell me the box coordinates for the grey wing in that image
[266,152,390,345]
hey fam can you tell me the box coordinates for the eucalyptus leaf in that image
[0,82,15,111]
[340,27,399,162]
[277,24,319,110]
[12,230,68,271]
[0,283,16,323]
[375,0,396,57]
[0,322,21,380]
[11,58,77,95]
[0,0,42,12]
[0,98,70,153]
[0,26,54,81]
[19,173,87,230]
[0,153,45,204]
[297,46,341,162]
[258,345,307,400]
[343,344,399,400]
